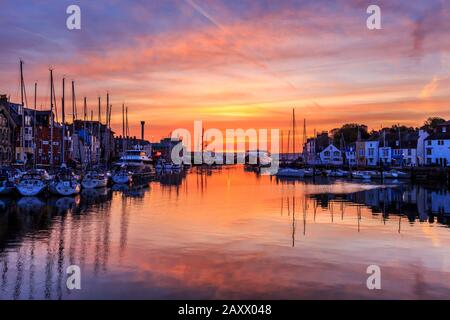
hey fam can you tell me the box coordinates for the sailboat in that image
[49,78,81,196]
[16,170,49,196]
[82,170,108,188]
[50,165,81,196]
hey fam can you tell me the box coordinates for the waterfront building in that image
[150,137,182,161]
[305,131,331,165]
[344,143,357,166]
[356,138,379,167]
[0,95,17,165]
[319,144,343,165]
[424,121,450,166]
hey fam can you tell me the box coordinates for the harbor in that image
[1,166,450,299]
[1,0,450,303]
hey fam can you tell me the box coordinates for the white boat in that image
[276,168,305,177]
[16,171,48,196]
[389,169,409,178]
[326,169,345,177]
[112,168,133,184]
[82,171,109,189]
[351,171,371,180]
[50,168,81,196]
[336,169,349,177]
[113,150,155,183]
[382,171,398,179]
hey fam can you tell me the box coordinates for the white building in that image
[424,121,450,166]
[319,144,343,165]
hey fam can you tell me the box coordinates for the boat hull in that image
[82,178,108,189]
[112,174,132,184]
[50,181,81,196]
[16,184,47,197]
[276,168,305,177]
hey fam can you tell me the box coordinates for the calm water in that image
[1,166,450,300]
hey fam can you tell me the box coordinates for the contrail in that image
[184,0,225,31]
[183,0,297,90]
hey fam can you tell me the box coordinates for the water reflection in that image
[0,167,449,299]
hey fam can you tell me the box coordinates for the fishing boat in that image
[82,170,109,189]
[0,169,15,195]
[16,170,49,196]
[50,167,81,196]
[351,171,371,180]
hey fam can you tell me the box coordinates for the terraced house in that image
[425,121,450,166]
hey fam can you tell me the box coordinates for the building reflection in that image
[307,185,450,225]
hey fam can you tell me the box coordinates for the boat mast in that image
[61,77,65,166]
[50,69,54,169]
[83,97,87,169]
[90,110,94,167]
[73,82,82,168]
[33,82,37,169]
[98,96,101,165]
[292,108,296,158]
[126,106,129,150]
[105,93,109,168]
[122,103,125,153]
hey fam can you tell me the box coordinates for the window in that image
[427,141,431,146]
[368,148,374,156]
[324,151,330,157]
[426,148,432,155]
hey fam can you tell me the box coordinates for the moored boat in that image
[50,167,81,196]
[82,170,109,189]
[113,150,155,183]
[276,168,305,177]
[112,167,133,184]
[16,170,49,196]
[351,171,371,180]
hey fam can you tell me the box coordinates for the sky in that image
[1,0,450,143]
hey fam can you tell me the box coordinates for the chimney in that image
[141,121,145,147]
